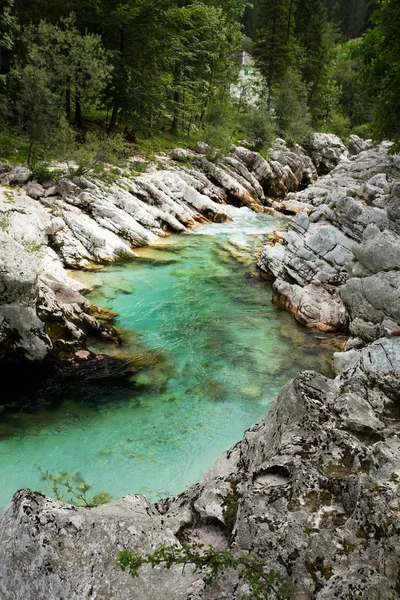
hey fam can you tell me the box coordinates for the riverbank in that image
[0,134,345,383]
[0,209,336,514]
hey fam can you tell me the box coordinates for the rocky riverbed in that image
[1,134,400,599]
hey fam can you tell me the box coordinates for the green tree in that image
[20,17,111,127]
[0,0,17,87]
[11,63,61,164]
[240,100,277,152]
[100,0,174,135]
[275,66,312,143]
[254,0,296,108]
[358,0,400,150]
[8,17,111,162]
[295,0,328,95]
[323,0,379,40]
[333,38,372,127]
[168,0,244,135]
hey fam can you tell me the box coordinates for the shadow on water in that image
[0,208,338,510]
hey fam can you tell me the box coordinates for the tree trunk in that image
[65,79,71,122]
[267,8,277,111]
[75,96,83,129]
[27,138,34,167]
[171,87,181,135]
[108,101,119,133]
[171,63,181,135]
[124,127,137,143]
[287,0,295,43]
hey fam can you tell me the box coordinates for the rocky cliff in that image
[1,134,400,599]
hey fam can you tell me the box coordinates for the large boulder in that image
[0,492,199,600]
[8,166,32,185]
[303,133,349,174]
[347,134,373,156]
[2,369,400,599]
[26,181,45,199]
[272,279,348,331]
[259,143,400,341]
[0,232,51,361]
[169,148,195,162]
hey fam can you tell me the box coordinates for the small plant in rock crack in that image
[34,463,112,507]
[116,543,294,599]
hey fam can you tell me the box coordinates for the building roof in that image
[235,50,254,67]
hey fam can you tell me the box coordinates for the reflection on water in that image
[0,208,335,511]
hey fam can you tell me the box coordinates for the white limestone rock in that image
[193,141,210,155]
[8,166,32,185]
[334,337,400,382]
[272,279,348,331]
[0,232,51,360]
[195,156,264,211]
[347,134,373,156]
[3,370,400,599]
[59,209,135,266]
[26,181,45,199]
[0,492,200,600]
[304,133,349,174]
[169,148,195,162]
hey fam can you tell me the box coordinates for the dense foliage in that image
[0,0,247,163]
[0,0,398,164]
[357,0,400,151]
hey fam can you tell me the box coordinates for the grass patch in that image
[134,130,202,160]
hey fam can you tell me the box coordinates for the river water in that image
[0,208,334,511]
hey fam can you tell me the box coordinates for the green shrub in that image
[35,463,112,507]
[275,67,313,144]
[31,162,58,183]
[241,104,276,152]
[317,112,351,141]
[352,122,374,140]
[203,94,237,160]
[117,543,294,599]
[52,120,130,175]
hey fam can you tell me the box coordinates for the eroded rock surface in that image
[1,137,400,600]
[259,142,400,335]
[2,362,400,599]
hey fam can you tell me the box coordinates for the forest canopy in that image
[0,0,398,165]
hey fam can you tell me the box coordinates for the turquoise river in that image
[0,208,336,512]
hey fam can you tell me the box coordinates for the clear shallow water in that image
[0,208,334,511]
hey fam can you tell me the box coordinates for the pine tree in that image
[295,0,328,89]
[254,0,296,108]
[358,0,400,151]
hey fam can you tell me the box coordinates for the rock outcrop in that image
[259,142,400,335]
[1,357,400,599]
[302,133,349,175]
[0,232,51,361]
